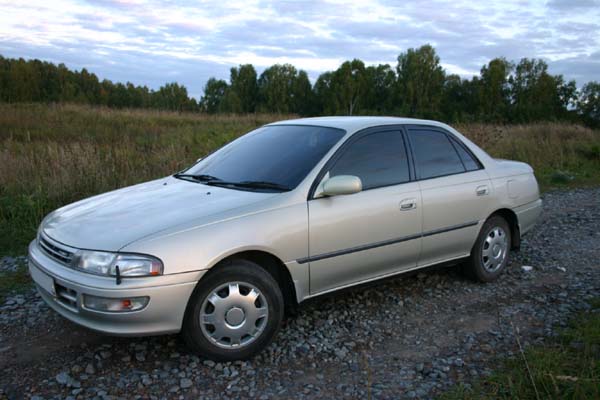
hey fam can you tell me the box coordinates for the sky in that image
[0,0,599,99]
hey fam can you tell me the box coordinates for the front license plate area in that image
[29,261,56,296]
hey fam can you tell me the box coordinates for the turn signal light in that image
[83,295,149,312]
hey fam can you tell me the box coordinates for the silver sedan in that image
[28,117,542,360]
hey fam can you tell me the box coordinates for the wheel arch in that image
[200,250,299,315]
[488,208,520,250]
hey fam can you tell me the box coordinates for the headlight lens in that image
[72,251,163,277]
[75,251,117,275]
[111,255,163,277]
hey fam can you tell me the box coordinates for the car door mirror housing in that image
[321,175,362,197]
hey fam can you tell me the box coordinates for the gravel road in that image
[1,187,599,400]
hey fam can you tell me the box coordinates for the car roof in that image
[267,116,453,134]
[267,116,496,169]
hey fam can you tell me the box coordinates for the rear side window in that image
[329,130,409,190]
[408,129,465,179]
[449,136,481,171]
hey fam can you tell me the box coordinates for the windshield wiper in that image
[173,173,222,182]
[175,174,290,192]
[230,181,291,192]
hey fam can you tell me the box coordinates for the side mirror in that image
[321,175,362,197]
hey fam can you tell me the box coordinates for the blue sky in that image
[1,0,599,98]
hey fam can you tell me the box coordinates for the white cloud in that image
[0,0,599,98]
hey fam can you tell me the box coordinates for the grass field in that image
[1,103,600,255]
[441,299,600,399]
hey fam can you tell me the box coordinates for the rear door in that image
[307,127,422,294]
[406,126,493,267]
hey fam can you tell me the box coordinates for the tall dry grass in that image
[0,103,291,199]
[457,122,600,182]
[1,103,599,254]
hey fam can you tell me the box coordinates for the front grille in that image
[39,236,74,265]
[55,283,79,312]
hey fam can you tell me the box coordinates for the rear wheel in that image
[464,215,511,282]
[182,259,284,361]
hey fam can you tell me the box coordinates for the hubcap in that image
[481,226,508,272]
[225,307,245,326]
[199,282,268,349]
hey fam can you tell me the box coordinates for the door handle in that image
[400,198,417,211]
[476,185,489,196]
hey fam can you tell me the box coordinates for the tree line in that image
[0,56,198,111]
[1,45,599,127]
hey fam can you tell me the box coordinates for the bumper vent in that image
[55,283,79,312]
[39,236,74,266]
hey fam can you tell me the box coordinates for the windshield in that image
[181,125,345,191]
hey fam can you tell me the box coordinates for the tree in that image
[229,64,258,113]
[441,74,479,123]
[0,56,11,102]
[578,81,600,127]
[9,58,41,102]
[79,68,102,104]
[200,78,228,113]
[363,64,396,114]
[510,58,576,122]
[478,58,512,121]
[292,70,313,116]
[313,71,335,115]
[396,44,445,118]
[0,51,597,123]
[152,83,195,111]
[556,77,578,120]
[257,64,299,113]
[220,89,242,113]
[57,63,78,102]
[108,82,129,108]
[0,55,202,111]
[331,59,367,115]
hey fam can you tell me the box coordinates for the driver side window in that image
[329,130,410,190]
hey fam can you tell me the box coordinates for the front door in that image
[307,129,422,295]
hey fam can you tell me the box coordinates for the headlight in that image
[72,250,163,277]
[111,254,163,277]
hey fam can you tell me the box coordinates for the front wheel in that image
[464,215,511,282]
[182,259,284,361]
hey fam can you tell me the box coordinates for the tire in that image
[182,259,284,361]
[464,215,511,283]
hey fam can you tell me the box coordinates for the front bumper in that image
[28,240,206,336]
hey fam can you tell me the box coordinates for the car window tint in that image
[449,136,480,171]
[409,129,465,179]
[329,131,409,190]
[187,125,345,189]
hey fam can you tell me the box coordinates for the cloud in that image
[547,0,600,9]
[551,51,600,83]
[0,0,599,98]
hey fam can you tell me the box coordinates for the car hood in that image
[42,177,277,251]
